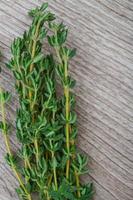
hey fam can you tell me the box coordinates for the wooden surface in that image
[0,0,133,199]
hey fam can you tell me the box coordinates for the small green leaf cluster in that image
[0,3,94,200]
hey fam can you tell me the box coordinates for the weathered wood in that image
[0,0,133,199]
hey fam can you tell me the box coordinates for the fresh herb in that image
[0,3,94,200]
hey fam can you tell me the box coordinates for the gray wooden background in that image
[0,0,133,200]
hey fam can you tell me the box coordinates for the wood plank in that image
[0,0,133,199]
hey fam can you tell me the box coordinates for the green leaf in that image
[0,121,9,134]
[66,76,76,88]
[5,153,16,167]
[55,64,64,79]
[80,183,94,200]
[69,112,77,124]
[60,113,66,123]
[0,121,4,130]
[43,12,55,22]
[69,94,76,108]
[28,9,37,17]
[39,28,47,40]
[40,55,49,70]
[16,186,27,199]
[5,62,12,70]
[77,153,82,166]
[47,35,56,47]
[32,53,44,64]
[29,3,48,17]
[25,182,32,193]
[51,156,58,169]
[60,180,76,200]
[60,155,68,169]
[69,48,76,58]
[14,71,22,80]
[41,159,47,178]
[49,190,60,200]
[40,2,48,11]
[45,130,55,138]
[0,91,11,103]
[57,29,68,45]
[43,141,51,151]
[4,91,11,103]
[16,118,22,130]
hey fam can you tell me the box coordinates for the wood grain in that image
[0,0,133,199]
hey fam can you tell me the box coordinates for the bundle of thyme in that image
[0,3,93,200]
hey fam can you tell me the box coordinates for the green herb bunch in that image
[0,3,93,200]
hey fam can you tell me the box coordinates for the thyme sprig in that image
[0,88,32,200]
[0,3,94,200]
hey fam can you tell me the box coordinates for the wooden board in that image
[0,0,133,199]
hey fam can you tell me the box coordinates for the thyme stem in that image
[64,58,70,179]
[29,19,41,166]
[34,138,39,164]
[74,166,81,198]
[53,30,81,197]
[0,88,32,200]
[54,47,71,179]
[51,151,58,190]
